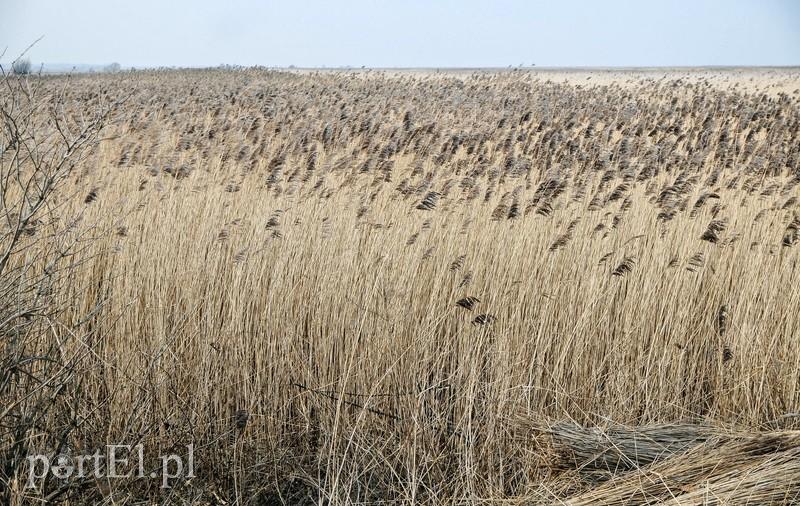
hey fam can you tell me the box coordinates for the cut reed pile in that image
[520,420,800,503]
[519,420,724,477]
[549,424,800,504]
[3,68,800,502]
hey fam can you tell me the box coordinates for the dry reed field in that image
[2,67,800,504]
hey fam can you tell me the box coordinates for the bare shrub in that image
[10,58,31,75]
[0,63,117,501]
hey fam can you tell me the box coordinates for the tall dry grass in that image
[4,68,800,503]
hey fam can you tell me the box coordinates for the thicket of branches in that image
[0,62,118,502]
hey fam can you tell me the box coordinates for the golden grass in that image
[6,68,800,502]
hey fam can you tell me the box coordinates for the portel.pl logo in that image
[25,444,195,489]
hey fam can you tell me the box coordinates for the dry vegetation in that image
[2,67,800,503]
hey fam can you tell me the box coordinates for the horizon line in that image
[10,63,800,71]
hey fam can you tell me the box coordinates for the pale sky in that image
[1,0,798,68]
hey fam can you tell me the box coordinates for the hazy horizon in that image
[1,0,799,68]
